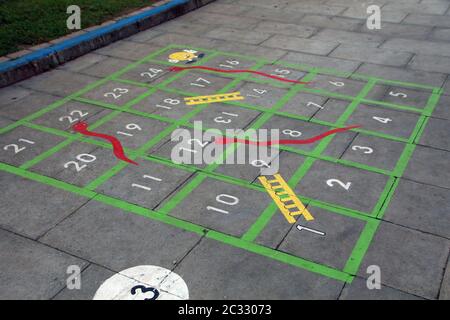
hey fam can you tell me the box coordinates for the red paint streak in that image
[72,122,138,165]
[169,66,311,84]
[215,125,361,146]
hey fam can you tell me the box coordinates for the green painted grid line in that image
[0,44,444,284]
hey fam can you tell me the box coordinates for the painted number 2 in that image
[326,179,351,190]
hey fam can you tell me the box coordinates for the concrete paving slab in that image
[357,221,449,299]
[168,71,233,95]
[81,81,149,107]
[0,90,60,121]
[40,201,202,271]
[419,117,450,151]
[0,229,88,300]
[131,90,192,120]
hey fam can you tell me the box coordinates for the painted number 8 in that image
[282,129,302,137]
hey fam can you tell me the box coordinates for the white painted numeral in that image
[352,145,374,154]
[214,111,238,124]
[190,77,211,88]
[140,68,163,78]
[329,81,345,87]
[251,159,270,168]
[3,138,35,154]
[389,91,407,98]
[326,179,351,190]
[64,153,97,172]
[306,101,324,109]
[372,116,392,124]
[282,129,302,137]
[219,60,239,68]
[117,123,142,137]
[104,88,129,99]
[131,174,162,191]
[207,193,240,215]
[59,110,89,123]
[271,68,290,77]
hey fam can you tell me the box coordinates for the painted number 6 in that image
[326,178,351,190]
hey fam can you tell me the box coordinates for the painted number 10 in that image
[207,194,239,214]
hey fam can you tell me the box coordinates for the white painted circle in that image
[93,265,189,300]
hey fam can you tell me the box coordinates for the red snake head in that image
[72,121,88,132]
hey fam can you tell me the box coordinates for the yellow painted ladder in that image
[184,92,244,105]
[258,174,314,224]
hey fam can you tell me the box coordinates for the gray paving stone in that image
[341,133,406,171]
[259,115,356,156]
[440,256,450,299]
[0,85,34,108]
[57,53,107,72]
[409,54,450,74]
[403,145,450,189]
[213,145,280,183]
[0,116,13,129]
[181,11,261,30]
[311,98,353,123]
[201,54,256,71]
[237,5,306,24]
[359,22,432,40]
[0,91,60,121]
[295,160,390,214]
[119,62,173,85]
[383,2,450,15]
[19,70,98,97]
[150,20,213,37]
[217,41,287,61]
[95,41,163,61]
[358,221,449,299]
[233,81,289,109]
[310,74,368,97]
[125,29,162,43]
[299,14,363,31]
[33,101,112,132]
[311,29,385,47]
[383,179,450,239]
[330,45,413,67]
[278,206,366,269]
[419,117,450,151]
[76,56,132,78]
[339,276,424,300]
[431,28,450,41]
[200,2,251,15]
[345,104,421,139]
[92,113,169,150]
[341,6,408,23]
[148,33,225,51]
[382,38,450,57]
[253,21,317,38]
[189,103,260,131]
[442,76,450,95]
[0,171,89,239]
[97,159,192,210]
[283,51,362,73]
[356,63,447,87]
[168,72,232,95]
[205,27,272,45]
[0,229,87,300]
[81,81,149,107]
[365,84,432,108]
[168,177,272,237]
[131,90,191,120]
[0,126,65,167]
[279,92,330,119]
[431,94,450,120]
[403,13,450,28]
[233,0,293,10]
[261,35,339,56]
[54,264,115,300]
[30,141,118,187]
[40,201,202,271]
[174,238,344,299]
[149,126,215,169]
[286,3,347,16]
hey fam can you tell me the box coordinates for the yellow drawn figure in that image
[168,49,205,64]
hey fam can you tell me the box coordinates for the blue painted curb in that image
[0,0,190,74]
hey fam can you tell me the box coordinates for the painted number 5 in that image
[326,179,351,190]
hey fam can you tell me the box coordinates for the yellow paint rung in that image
[258,174,314,223]
[184,92,244,105]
